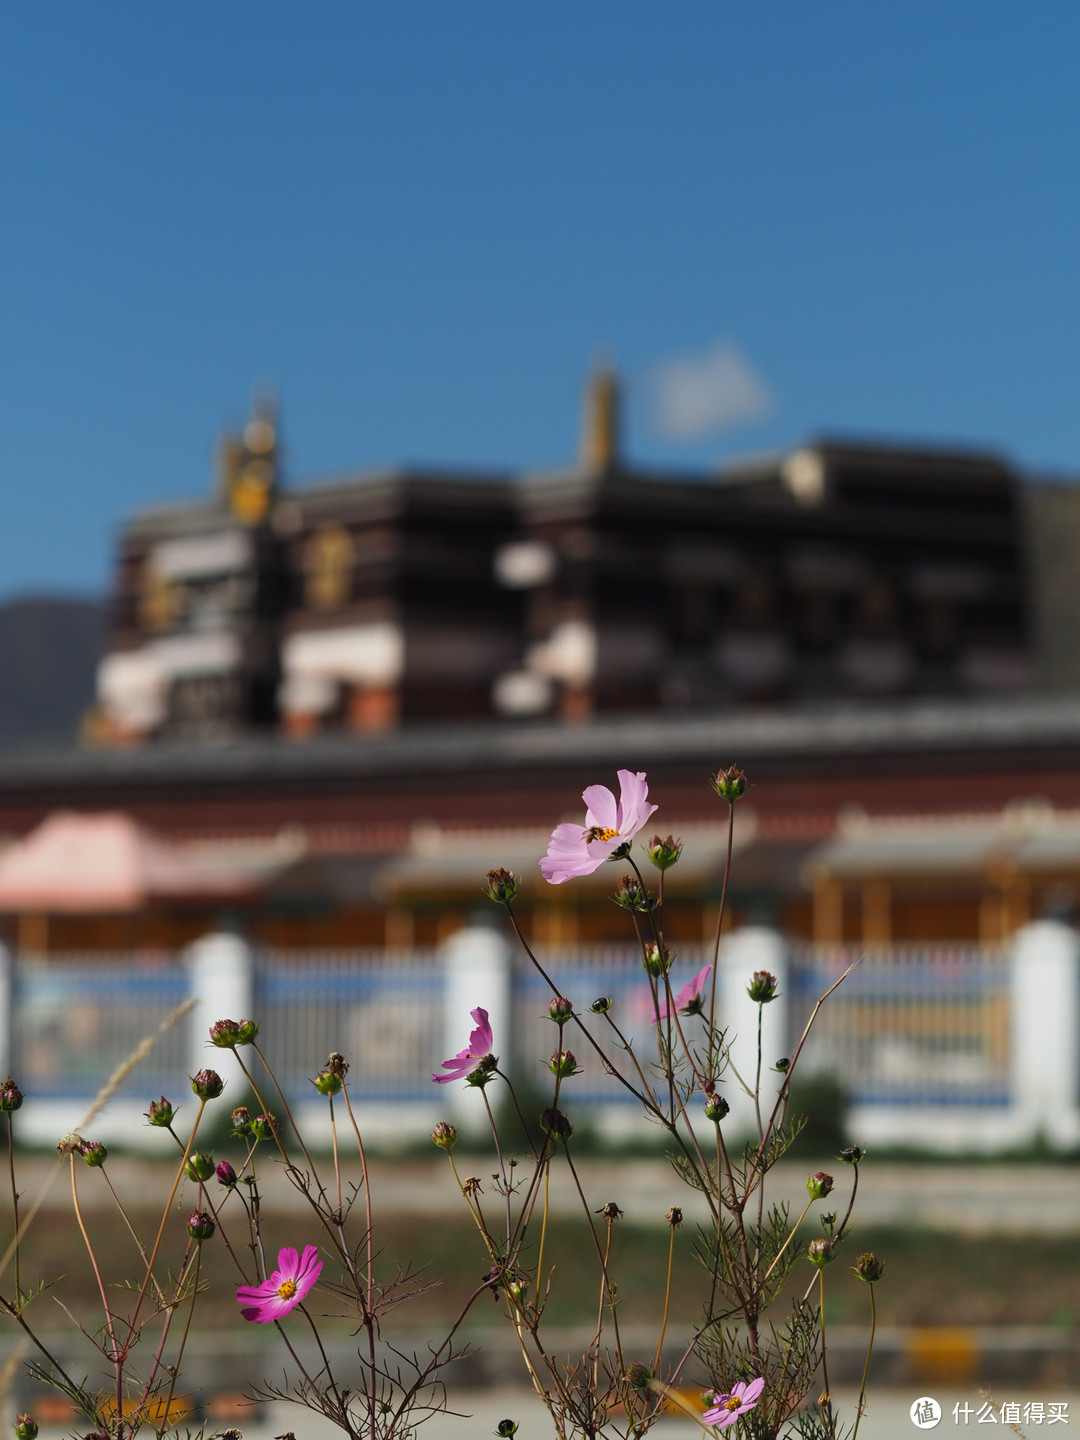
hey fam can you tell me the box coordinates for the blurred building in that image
[94,376,1034,742]
[1,373,1080,951]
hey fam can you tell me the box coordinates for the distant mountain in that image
[0,595,105,746]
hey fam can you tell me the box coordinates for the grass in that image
[7,1205,1080,1337]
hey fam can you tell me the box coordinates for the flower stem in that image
[69,1154,122,1419]
[706,800,736,1072]
[127,1097,206,1340]
[819,1268,835,1440]
[652,1221,676,1374]
[851,1281,876,1440]
[536,1156,551,1289]
[6,1116,18,1302]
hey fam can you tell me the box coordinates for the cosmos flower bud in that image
[216,1160,238,1187]
[146,1097,175,1128]
[191,1069,224,1100]
[186,1209,215,1242]
[496,1422,519,1437]
[747,970,778,1003]
[81,1141,107,1168]
[0,1078,23,1113]
[667,1206,683,1227]
[13,1416,38,1440]
[807,1237,837,1268]
[647,834,683,871]
[839,1145,864,1165]
[184,1151,216,1183]
[590,995,613,1014]
[209,1018,259,1049]
[538,1106,573,1142]
[230,1106,252,1135]
[624,1362,653,1391]
[313,1068,342,1096]
[548,1049,581,1079]
[807,1172,834,1201]
[548,996,574,1023]
[485,868,520,904]
[642,941,672,977]
[507,1277,526,1302]
[250,1112,277,1142]
[613,874,653,912]
[710,764,747,802]
[854,1251,885,1283]
[704,1092,730,1122]
[775,1057,791,1073]
[431,1121,457,1152]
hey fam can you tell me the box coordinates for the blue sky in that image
[2,5,1079,596]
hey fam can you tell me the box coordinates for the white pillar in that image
[718,927,789,1141]
[1012,920,1080,1149]
[186,932,255,1101]
[440,921,513,1136]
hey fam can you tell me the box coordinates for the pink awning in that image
[0,812,265,912]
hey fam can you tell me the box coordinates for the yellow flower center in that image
[585,826,619,844]
[277,1279,298,1300]
[723,1397,741,1412]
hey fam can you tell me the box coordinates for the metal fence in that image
[4,939,1015,1111]
[12,951,190,1099]
[788,944,1012,1106]
[254,948,444,1101]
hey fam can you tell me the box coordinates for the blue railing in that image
[788,945,1012,1106]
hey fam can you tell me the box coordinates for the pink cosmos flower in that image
[432,1007,495,1083]
[236,1244,322,1323]
[654,963,713,1022]
[540,770,658,884]
[703,1376,765,1429]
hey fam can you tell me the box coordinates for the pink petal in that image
[615,770,657,838]
[540,824,592,884]
[236,1280,276,1306]
[293,1254,323,1300]
[545,822,589,854]
[582,784,618,832]
[432,1054,471,1083]
[541,833,604,883]
[295,1244,321,1280]
[740,1377,765,1404]
[468,1007,493,1053]
[702,1404,740,1430]
[687,963,713,1000]
[276,1246,299,1279]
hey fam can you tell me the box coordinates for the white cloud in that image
[652,341,774,441]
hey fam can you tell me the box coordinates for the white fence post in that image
[440,920,513,1136]
[1011,920,1080,1150]
[186,932,255,1100]
[718,926,789,1140]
